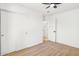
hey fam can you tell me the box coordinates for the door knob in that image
[1,34,4,36]
[53,31,56,32]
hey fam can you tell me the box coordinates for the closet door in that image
[1,10,16,55]
[1,11,9,55]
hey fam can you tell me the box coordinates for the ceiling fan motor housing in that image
[53,5,57,8]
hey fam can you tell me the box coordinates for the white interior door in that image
[48,15,57,42]
[1,10,9,55]
[1,10,16,55]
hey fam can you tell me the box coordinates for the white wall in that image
[48,8,79,48]
[0,3,43,55]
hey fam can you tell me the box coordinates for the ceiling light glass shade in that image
[50,4,54,7]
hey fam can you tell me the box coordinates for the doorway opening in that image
[43,15,57,43]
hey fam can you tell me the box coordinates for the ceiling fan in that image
[42,3,62,9]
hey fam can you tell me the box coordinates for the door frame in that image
[55,16,57,43]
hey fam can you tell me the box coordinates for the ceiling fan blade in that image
[46,5,50,9]
[42,3,53,5]
[54,3,61,4]
[42,3,51,5]
[42,3,61,4]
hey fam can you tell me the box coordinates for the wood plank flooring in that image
[5,41,79,56]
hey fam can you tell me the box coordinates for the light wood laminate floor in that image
[5,41,79,56]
